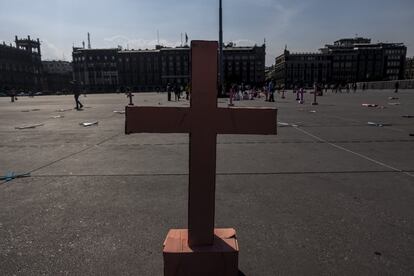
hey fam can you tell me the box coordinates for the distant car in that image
[0,92,6,97]
[17,92,26,96]
[35,92,42,96]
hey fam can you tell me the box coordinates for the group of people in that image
[229,84,260,102]
[327,83,358,93]
[166,83,191,101]
[227,82,286,103]
[9,79,402,109]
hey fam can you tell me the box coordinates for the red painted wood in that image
[125,40,277,247]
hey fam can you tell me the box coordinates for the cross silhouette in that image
[125,41,277,247]
[127,91,134,106]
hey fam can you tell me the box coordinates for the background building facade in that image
[275,49,331,88]
[117,46,190,91]
[406,57,414,80]
[275,38,407,88]
[72,43,266,92]
[72,48,119,92]
[0,36,42,92]
[223,43,266,87]
[159,46,190,89]
[42,60,72,93]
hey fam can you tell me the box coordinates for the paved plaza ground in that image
[0,90,413,275]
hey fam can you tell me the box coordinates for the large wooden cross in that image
[126,41,277,247]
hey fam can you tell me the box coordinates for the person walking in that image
[166,83,171,101]
[264,84,269,101]
[174,85,180,101]
[394,81,399,93]
[72,81,83,110]
[75,91,83,110]
[299,87,305,104]
[295,85,300,101]
[229,83,236,106]
[9,88,15,103]
[268,81,275,102]
[185,83,190,100]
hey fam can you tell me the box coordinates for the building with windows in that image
[406,57,414,80]
[223,43,266,87]
[117,46,190,91]
[275,49,331,88]
[72,48,119,92]
[0,36,42,92]
[275,38,407,88]
[72,42,266,92]
[159,46,191,89]
[117,49,161,91]
[42,60,73,93]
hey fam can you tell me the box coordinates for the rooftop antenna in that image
[82,41,85,49]
[87,32,91,49]
[181,33,183,47]
[157,30,160,45]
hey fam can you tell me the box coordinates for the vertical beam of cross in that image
[187,41,220,246]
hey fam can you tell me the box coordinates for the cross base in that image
[163,228,239,276]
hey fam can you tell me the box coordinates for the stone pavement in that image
[0,90,413,275]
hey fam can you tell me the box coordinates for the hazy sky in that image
[1,0,413,65]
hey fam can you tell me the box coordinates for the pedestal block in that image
[163,228,239,276]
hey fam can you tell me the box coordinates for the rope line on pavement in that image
[1,139,412,149]
[0,133,122,185]
[12,170,414,178]
[294,126,414,178]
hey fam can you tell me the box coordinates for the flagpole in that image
[219,0,224,97]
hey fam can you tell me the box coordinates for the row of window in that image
[44,63,70,68]
[333,62,353,68]
[385,49,404,55]
[74,55,261,64]
[0,75,35,81]
[73,56,116,62]
[387,55,402,61]
[387,61,401,67]
[287,71,329,75]
[288,64,330,69]
[386,69,400,74]
[224,56,259,61]
[0,63,37,73]
[292,56,328,61]
[163,56,188,61]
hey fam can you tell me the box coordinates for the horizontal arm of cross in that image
[125,106,191,134]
